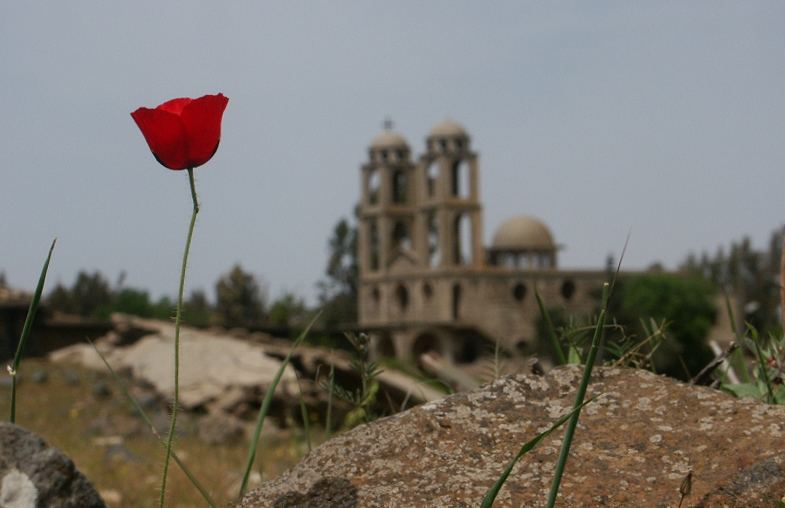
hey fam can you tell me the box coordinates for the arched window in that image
[369,221,379,271]
[428,212,441,267]
[423,282,433,300]
[426,162,439,197]
[561,280,576,301]
[392,221,412,251]
[452,283,461,320]
[451,160,471,198]
[392,170,407,204]
[512,282,527,302]
[453,214,472,265]
[368,169,380,205]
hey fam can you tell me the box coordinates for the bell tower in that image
[358,122,417,279]
[417,120,483,270]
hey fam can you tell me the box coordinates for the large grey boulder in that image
[239,365,785,507]
[0,423,104,507]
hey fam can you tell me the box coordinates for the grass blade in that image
[546,281,611,508]
[480,397,596,508]
[10,238,56,423]
[239,311,321,497]
[87,339,218,507]
[325,362,335,439]
[535,288,566,365]
[723,288,750,383]
[294,373,312,453]
[748,325,775,404]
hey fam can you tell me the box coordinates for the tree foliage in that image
[317,216,358,327]
[268,292,308,328]
[613,273,716,378]
[681,228,782,334]
[214,264,266,328]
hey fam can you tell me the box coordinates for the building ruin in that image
[357,120,608,364]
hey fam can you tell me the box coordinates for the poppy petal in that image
[158,97,193,116]
[130,107,189,170]
[180,94,229,168]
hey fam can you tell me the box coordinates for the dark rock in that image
[0,422,105,507]
[239,366,785,507]
[31,370,48,383]
[91,382,111,399]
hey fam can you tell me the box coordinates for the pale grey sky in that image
[2,2,784,304]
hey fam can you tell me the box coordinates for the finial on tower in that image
[383,117,394,131]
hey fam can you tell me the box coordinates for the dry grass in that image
[0,358,312,507]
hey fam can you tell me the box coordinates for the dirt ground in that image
[0,358,315,507]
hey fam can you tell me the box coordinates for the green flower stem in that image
[160,167,199,508]
[546,282,610,508]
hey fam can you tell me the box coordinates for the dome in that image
[492,215,556,251]
[370,130,409,150]
[428,120,468,139]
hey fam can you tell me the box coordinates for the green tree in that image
[112,288,154,317]
[681,228,783,335]
[317,216,358,327]
[46,271,113,318]
[46,282,74,314]
[614,273,716,378]
[214,264,266,328]
[267,292,308,327]
[183,289,211,328]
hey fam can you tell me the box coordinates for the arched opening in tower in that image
[368,169,380,205]
[369,220,380,271]
[392,170,407,204]
[451,160,471,198]
[426,162,439,197]
[452,283,462,320]
[453,214,473,265]
[392,220,412,251]
[428,212,441,267]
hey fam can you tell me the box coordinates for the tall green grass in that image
[239,312,320,497]
[9,239,56,424]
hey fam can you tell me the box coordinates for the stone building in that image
[357,120,608,364]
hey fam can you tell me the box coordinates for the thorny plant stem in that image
[160,168,199,508]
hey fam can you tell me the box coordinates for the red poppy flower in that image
[131,93,229,170]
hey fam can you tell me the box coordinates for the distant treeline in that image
[45,264,311,330]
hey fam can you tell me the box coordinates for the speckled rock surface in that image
[238,366,785,507]
[0,423,105,507]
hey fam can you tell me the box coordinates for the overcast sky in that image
[2,2,784,304]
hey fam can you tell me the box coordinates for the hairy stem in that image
[160,168,199,507]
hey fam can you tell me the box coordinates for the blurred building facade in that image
[356,121,607,364]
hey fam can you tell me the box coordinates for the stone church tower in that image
[358,120,603,364]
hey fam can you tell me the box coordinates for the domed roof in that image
[370,130,409,150]
[428,120,468,139]
[492,215,556,251]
